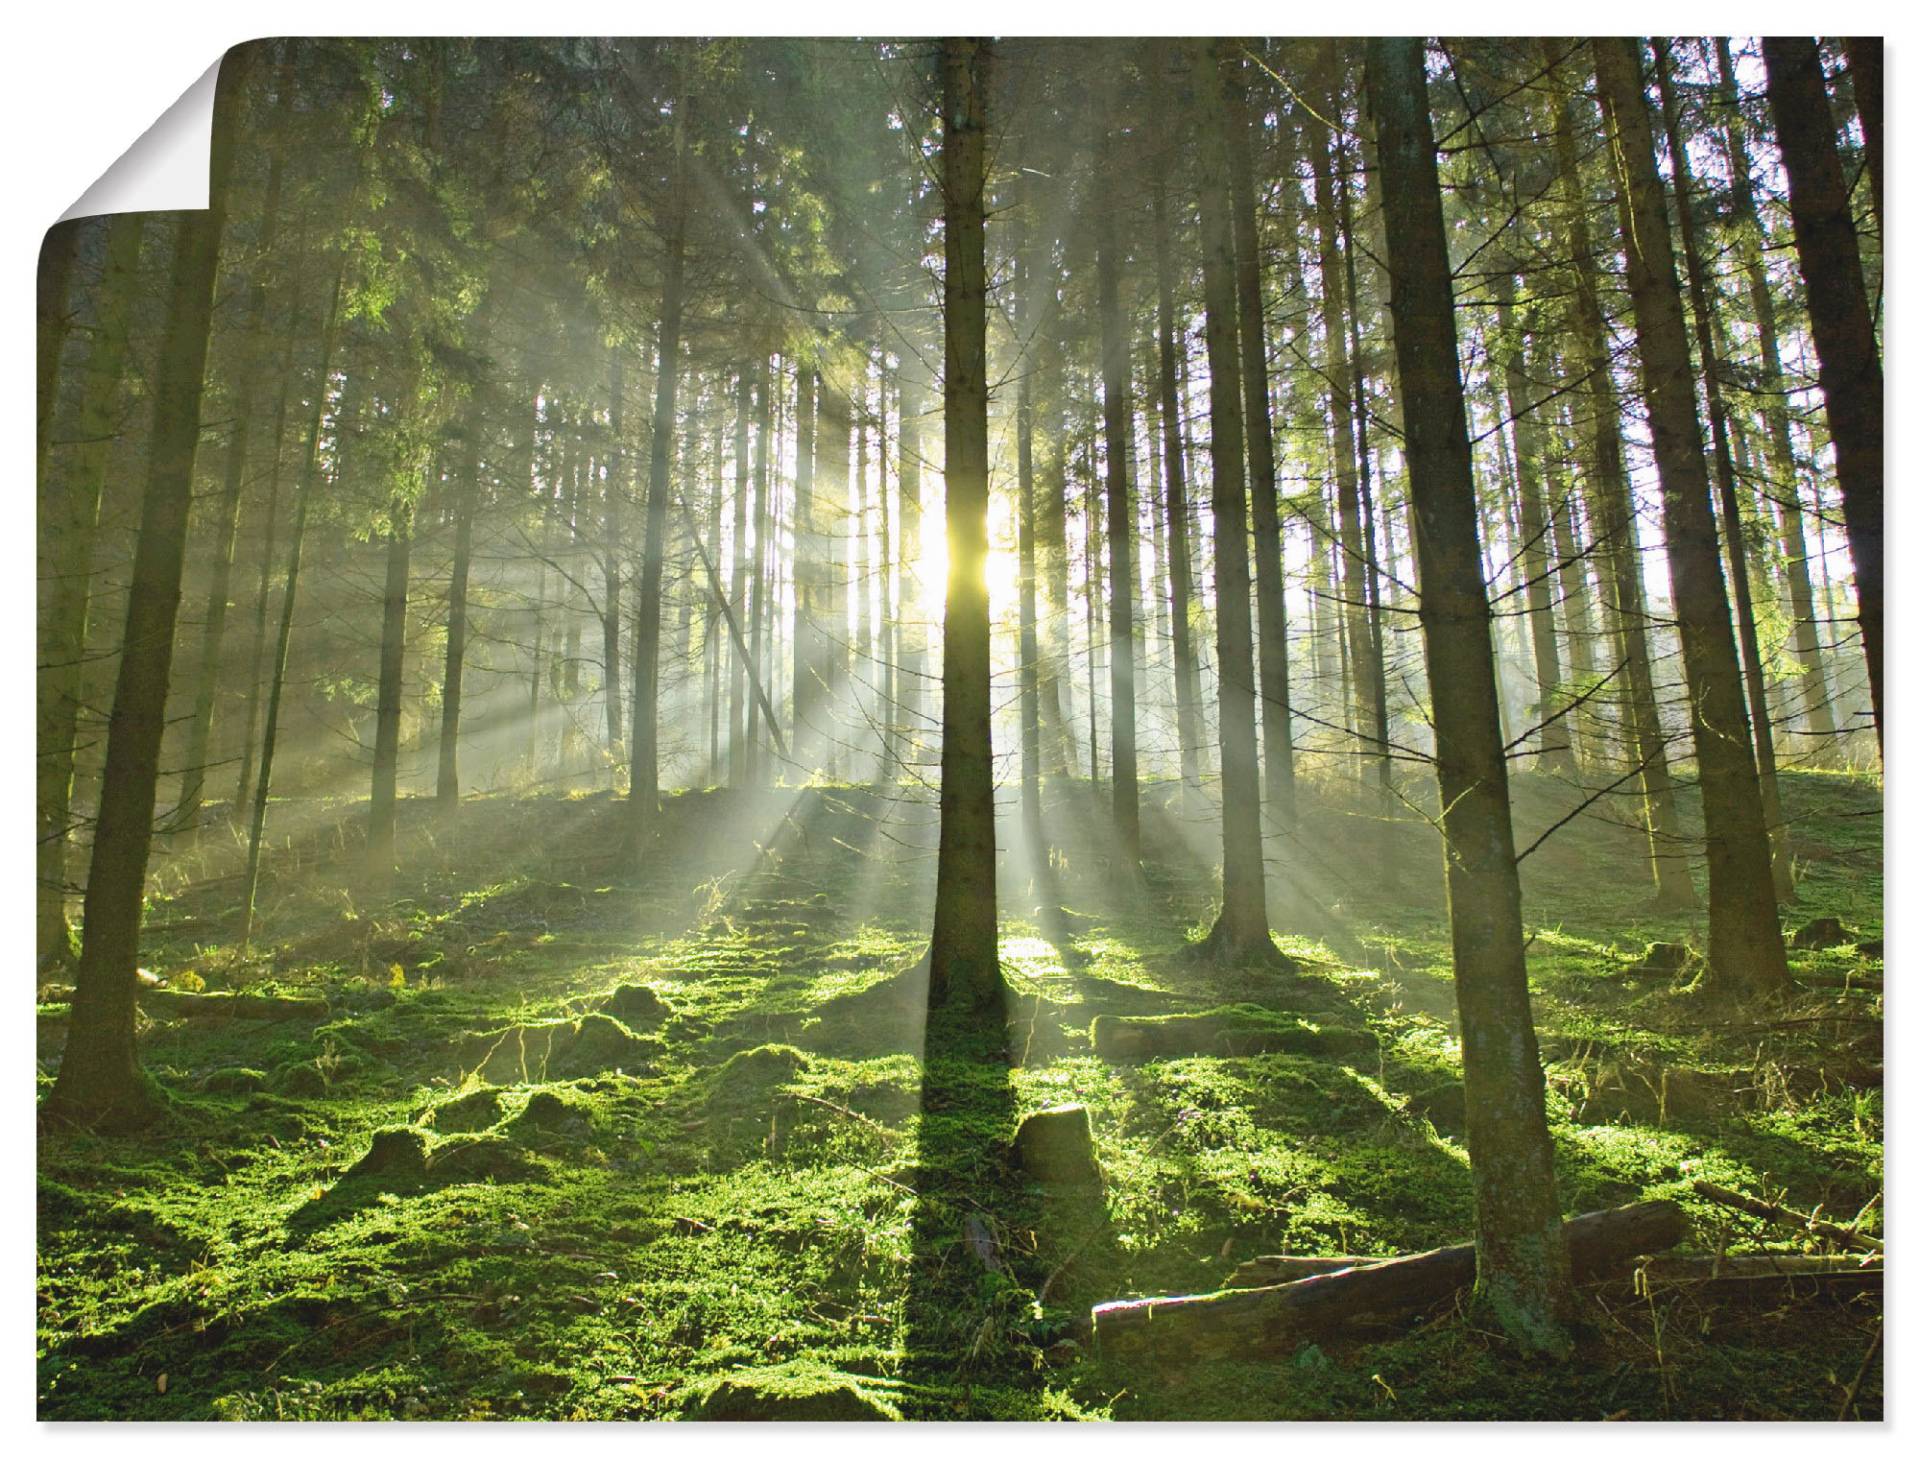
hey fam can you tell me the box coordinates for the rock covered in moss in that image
[1013,1103,1103,1188]
[601,982,672,1030]
[346,1126,430,1181]
[423,1087,504,1132]
[682,1361,899,1421]
[269,1062,329,1097]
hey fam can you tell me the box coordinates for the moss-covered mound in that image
[420,1087,505,1133]
[681,1361,900,1421]
[461,1014,659,1084]
[600,982,672,1030]
[1089,1004,1375,1062]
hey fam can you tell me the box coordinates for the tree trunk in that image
[750,355,773,784]
[38,214,143,970]
[1763,37,1883,750]
[1493,273,1574,773]
[629,88,689,852]
[1592,37,1789,999]
[1151,176,1202,803]
[1368,35,1572,1352]
[1015,215,1044,849]
[729,369,751,787]
[927,36,1003,1014]
[1714,36,1836,745]
[1191,40,1279,965]
[1551,81,1697,911]
[241,263,346,944]
[603,352,626,762]
[792,366,823,767]
[895,364,923,776]
[1653,43,1794,901]
[49,72,239,1126]
[367,495,413,875]
[1844,37,1883,231]
[1308,54,1387,791]
[1096,159,1141,861]
[436,422,482,811]
[1226,65,1296,822]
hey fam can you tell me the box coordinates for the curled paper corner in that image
[59,57,223,222]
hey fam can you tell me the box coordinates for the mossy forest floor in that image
[37,764,1883,1420]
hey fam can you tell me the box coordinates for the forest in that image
[35,35,1883,1421]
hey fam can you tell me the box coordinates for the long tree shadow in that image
[899,993,1025,1417]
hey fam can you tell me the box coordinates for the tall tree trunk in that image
[895,364,923,776]
[1368,35,1572,1355]
[38,214,143,970]
[1593,37,1789,998]
[1493,274,1574,772]
[792,366,823,766]
[927,36,1003,1013]
[49,68,239,1126]
[1844,37,1883,231]
[1713,37,1835,744]
[1226,65,1297,823]
[816,374,853,777]
[1763,37,1883,750]
[1551,80,1697,911]
[1191,40,1279,965]
[729,368,751,786]
[436,423,482,811]
[1654,43,1794,900]
[1015,216,1044,848]
[1308,53,1387,790]
[367,496,413,875]
[1097,157,1141,861]
[629,87,689,852]
[603,352,626,761]
[241,260,346,944]
[1151,177,1202,802]
[750,356,774,785]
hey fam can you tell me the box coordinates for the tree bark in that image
[927,36,1003,1014]
[603,351,626,760]
[1713,37,1835,743]
[48,63,240,1126]
[1493,273,1574,773]
[436,421,482,810]
[1191,40,1279,965]
[1151,174,1203,803]
[1096,145,1141,861]
[367,495,413,875]
[1763,37,1883,750]
[1226,63,1296,822]
[629,84,689,852]
[38,214,143,970]
[1550,80,1697,911]
[1368,35,1572,1351]
[1593,37,1790,998]
[1654,42,1794,900]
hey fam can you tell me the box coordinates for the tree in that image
[1188,40,1282,966]
[1763,37,1883,750]
[47,54,243,1127]
[1592,37,1790,999]
[1367,33,1571,1355]
[926,36,1003,1013]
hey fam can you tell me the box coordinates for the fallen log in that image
[1633,1252,1883,1300]
[1089,1200,1686,1359]
[139,989,330,1021]
[1228,1253,1386,1287]
[1691,1179,1883,1253]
